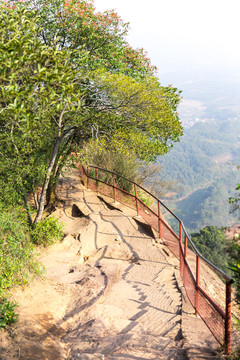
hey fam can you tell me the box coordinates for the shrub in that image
[0,207,63,329]
[227,239,240,305]
[0,206,41,298]
[191,226,231,274]
[30,216,64,246]
[0,298,18,328]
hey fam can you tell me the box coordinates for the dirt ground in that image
[0,170,239,360]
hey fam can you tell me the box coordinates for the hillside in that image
[158,109,240,233]
[157,65,240,233]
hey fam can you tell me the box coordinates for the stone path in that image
[0,170,221,360]
[60,187,186,359]
[55,172,217,359]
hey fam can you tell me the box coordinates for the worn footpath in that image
[0,170,220,360]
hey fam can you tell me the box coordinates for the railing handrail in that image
[84,163,233,282]
[86,164,185,222]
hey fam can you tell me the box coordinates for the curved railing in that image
[77,162,233,355]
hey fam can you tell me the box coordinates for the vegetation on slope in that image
[191,225,230,274]
[174,179,239,233]
[228,182,240,305]
[0,204,64,328]
[159,118,240,232]
[189,177,240,308]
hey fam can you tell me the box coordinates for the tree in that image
[191,226,230,274]
[9,0,157,77]
[229,182,240,216]
[228,239,240,305]
[229,175,240,305]
[0,2,183,225]
[0,5,89,224]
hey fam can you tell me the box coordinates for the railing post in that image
[134,183,139,215]
[225,281,232,355]
[179,221,182,243]
[195,255,200,314]
[158,201,162,238]
[179,222,183,276]
[96,168,98,193]
[112,174,116,202]
[80,163,83,178]
[184,234,188,259]
[183,234,188,285]
[87,166,89,189]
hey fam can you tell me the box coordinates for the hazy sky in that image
[94,0,240,76]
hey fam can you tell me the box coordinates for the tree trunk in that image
[46,176,57,208]
[21,185,33,227]
[46,135,75,208]
[33,109,78,225]
[33,137,61,225]
[33,191,39,210]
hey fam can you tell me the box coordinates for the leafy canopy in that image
[9,0,157,78]
[0,1,183,224]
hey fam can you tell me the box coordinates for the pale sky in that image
[94,0,240,75]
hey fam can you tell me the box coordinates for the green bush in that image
[191,226,231,274]
[0,206,41,298]
[0,298,18,328]
[138,190,153,208]
[30,216,64,246]
[227,239,240,305]
[0,207,63,329]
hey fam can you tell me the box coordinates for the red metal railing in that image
[78,162,233,355]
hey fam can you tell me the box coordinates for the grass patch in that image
[0,298,18,328]
[0,207,42,299]
[30,216,64,246]
[0,205,64,329]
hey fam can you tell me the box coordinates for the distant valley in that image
[157,66,240,233]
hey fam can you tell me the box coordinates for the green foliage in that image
[229,259,240,305]
[30,217,64,246]
[227,171,240,305]
[0,298,18,329]
[10,0,157,78]
[191,226,230,273]
[0,4,86,209]
[0,1,182,225]
[0,204,64,329]
[229,182,240,217]
[0,205,42,298]
[137,190,153,208]
[227,237,240,305]
[91,72,182,162]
